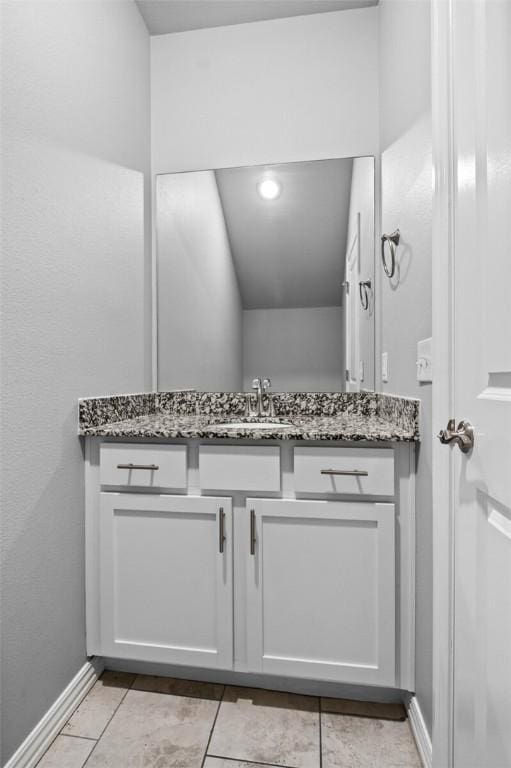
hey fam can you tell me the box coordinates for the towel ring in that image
[381,229,400,278]
[359,280,372,310]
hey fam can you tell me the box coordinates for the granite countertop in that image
[79,391,420,442]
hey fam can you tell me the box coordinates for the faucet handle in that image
[252,377,262,391]
[244,392,253,416]
[262,378,274,416]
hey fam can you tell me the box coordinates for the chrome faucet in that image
[247,376,273,417]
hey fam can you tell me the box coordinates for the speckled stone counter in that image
[79,391,420,442]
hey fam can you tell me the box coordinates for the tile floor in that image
[36,671,422,768]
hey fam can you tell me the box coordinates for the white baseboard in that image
[4,657,104,768]
[407,695,433,768]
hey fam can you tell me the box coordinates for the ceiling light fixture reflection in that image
[257,178,281,200]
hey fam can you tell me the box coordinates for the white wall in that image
[157,172,242,390]
[151,7,379,174]
[345,157,375,389]
[243,307,343,391]
[0,1,150,763]
[378,0,433,734]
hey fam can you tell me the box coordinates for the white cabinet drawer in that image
[294,447,394,496]
[100,444,187,489]
[199,445,280,491]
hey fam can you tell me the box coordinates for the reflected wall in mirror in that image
[156,156,375,393]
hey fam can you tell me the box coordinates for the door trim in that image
[431,0,455,765]
[407,695,434,768]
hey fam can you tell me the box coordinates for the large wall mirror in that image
[156,156,375,392]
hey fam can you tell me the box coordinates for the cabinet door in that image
[246,499,395,686]
[99,493,233,668]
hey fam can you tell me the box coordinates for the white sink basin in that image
[207,420,294,431]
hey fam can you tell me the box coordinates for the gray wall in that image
[151,7,379,174]
[0,1,150,763]
[157,172,243,391]
[378,0,433,735]
[243,307,344,392]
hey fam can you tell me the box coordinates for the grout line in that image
[34,731,96,768]
[34,675,108,767]
[206,756,297,768]
[81,680,134,767]
[59,675,322,768]
[200,685,226,768]
[318,696,323,768]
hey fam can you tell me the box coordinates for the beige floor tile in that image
[204,759,274,768]
[208,686,320,768]
[36,735,95,768]
[62,671,135,740]
[86,688,219,768]
[321,713,421,768]
[321,697,406,721]
[132,674,223,700]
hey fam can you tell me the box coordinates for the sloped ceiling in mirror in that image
[215,158,353,309]
[136,0,378,36]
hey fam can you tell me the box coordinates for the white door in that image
[434,1,511,765]
[246,499,396,686]
[99,493,233,669]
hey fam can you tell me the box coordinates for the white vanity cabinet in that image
[85,438,415,693]
[245,499,396,686]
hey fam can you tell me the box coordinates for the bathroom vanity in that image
[81,390,419,695]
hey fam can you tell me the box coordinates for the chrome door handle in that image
[438,419,474,453]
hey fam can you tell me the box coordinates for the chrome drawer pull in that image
[320,468,368,476]
[116,463,159,470]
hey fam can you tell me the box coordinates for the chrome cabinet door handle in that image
[250,509,256,556]
[320,468,369,477]
[438,419,474,453]
[116,463,159,470]
[218,507,226,554]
